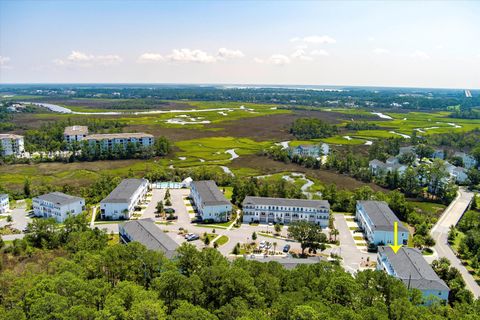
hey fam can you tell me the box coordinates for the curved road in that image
[431,188,480,298]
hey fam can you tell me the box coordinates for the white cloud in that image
[138,53,164,62]
[0,56,11,68]
[368,36,375,42]
[290,35,336,44]
[373,48,390,55]
[217,48,244,59]
[254,55,291,65]
[310,49,329,56]
[167,49,217,63]
[54,51,122,66]
[291,49,313,61]
[410,50,430,59]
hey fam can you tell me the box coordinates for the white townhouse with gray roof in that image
[119,219,178,259]
[377,246,449,304]
[0,194,10,213]
[242,196,330,227]
[100,178,149,220]
[32,192,85,223]
[190,180,232,222]
[356,200,409,246]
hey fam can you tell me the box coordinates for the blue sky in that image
[1,0,479,88]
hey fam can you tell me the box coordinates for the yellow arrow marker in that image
[389,221,403,254]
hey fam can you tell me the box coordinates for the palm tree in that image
[331,228,339,242]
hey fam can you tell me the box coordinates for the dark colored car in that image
[186,234,199,241]
[283,244,291,253]
[165,208,175,214]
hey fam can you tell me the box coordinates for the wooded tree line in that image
[290,118,338,139]
[0,214,478,320]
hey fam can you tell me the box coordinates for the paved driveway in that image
[430,188,480,298]
[334,213,376,273]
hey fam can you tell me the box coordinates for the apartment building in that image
[242,196,330,227]
[190,180,232,222]
[0,134,24,156]
[86,132,154,150]
[32,192,85,223]
[377,246,449,304]
[119,219,178,259]
[356,200,409,246]
[0,194,9,213]
[100,178,149,220]
[64,125,89,143]
[290,143,329,158]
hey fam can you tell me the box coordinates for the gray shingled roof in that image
[35,192,84,206]
[191,180,230,206]
[357,200,408,232]
[64,126,88,136]
[101,179,148,203]
[378,246,449,292]
[243,196,330,210]
[120,219,178,259]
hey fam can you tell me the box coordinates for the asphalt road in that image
[431,188,480,298]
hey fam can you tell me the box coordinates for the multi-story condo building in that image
[377,246,449,304]
[100,178,149,220]
[190,180,232,222]
[64,125,89,143]
[32,192,85,223]
[453,152,477,169]
[119,219,178,259]
[0,194,9,213]
[0,134,24,157]
[242,197,330,227]
[356,200,409,246]
[86,133,154,150]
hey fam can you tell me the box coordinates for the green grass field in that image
[214,235,229,246]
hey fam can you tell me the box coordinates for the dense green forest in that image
[290,118,338,139]
[1,214,479,320]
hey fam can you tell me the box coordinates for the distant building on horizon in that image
[0,134,24,157]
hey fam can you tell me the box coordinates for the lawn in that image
[214,235,229,246]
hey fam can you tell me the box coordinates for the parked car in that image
[166,215,178,221]
[265,242,272,249]
[165,208,175,214]
[186,234,199,241]
[184,233,195,239]
[283,244,291,253]
[259,240,266,249]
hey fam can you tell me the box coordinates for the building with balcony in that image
[0,134,24,157]
[242,197,330,227]
[356,200,409,246]
[86,133,154,150]
[64,125,89,144]
[0,194,9,213]
[190,180,232,222]
[119,219,178,259]
[100,178,149,220]
[377,246,449,304]
[32,192,85,223]
[290,143,329,158]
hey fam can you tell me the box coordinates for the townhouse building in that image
[453,152,477,169]
[242,196,330,227]
[190,180,232,222]
[0,134,24,157]
[0,194,9,213]
[356,200,409,246]
[119,219,178,259]
[377,246,449,304]
[290,143,329,158]
[32,192,85,223]
[100,178,149,220]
